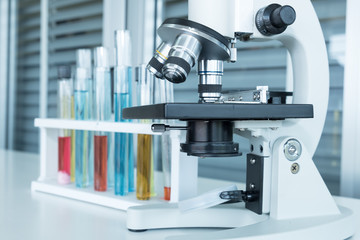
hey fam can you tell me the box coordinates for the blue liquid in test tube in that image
[75,90,89,187]
[75,49,92,188]
[114,30,134,195]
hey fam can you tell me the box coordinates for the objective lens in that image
[162,34,202,84]
[147,42,172,79]
[198,60,223,102]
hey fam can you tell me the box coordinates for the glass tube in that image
[136,65,153,200]
[114,30,134,196]
[94,47,112,191]
[70,94,75,182]
[152,77,174,200]
[57,65,72,185]
[151,77,165,197]
[162,135,171,200]
[88,77,95,185]
[162,81,174,200]
[75,49,92,188]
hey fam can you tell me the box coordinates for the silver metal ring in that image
[161,23,230,57]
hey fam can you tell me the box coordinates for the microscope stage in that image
[123,103,313,120]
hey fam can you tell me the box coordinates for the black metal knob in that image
[151,124,167,133]
[271,5,296,28]
[256,4,296,36]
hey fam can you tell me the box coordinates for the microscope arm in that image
[252,0,329,156]
[189,0,337,220]
[251,1,336,219]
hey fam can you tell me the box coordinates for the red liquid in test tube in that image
[94,135,108,191]
[164,186,171,201]
[58,136,71,184]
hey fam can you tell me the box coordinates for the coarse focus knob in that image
[256,4,296,36]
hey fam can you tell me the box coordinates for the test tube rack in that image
[31,118,198,210]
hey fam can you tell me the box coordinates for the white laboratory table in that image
[1,149,360,240]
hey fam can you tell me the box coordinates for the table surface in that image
[1,149,360,240]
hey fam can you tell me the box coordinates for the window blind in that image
[15,0,41,152]
[15,0,104,152]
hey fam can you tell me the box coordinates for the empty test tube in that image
[57,65,72,185]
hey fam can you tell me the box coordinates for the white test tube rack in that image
[31,118,198,210]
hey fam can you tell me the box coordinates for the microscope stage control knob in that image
[256,4,296,36]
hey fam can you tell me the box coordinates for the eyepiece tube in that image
[147,42,172,79]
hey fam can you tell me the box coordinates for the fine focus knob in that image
[256,4,296,36]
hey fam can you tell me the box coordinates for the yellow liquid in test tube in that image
[136,134,152,200]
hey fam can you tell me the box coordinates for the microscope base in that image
[127,203,355,240]
[127,202,268,231]
[166,205,355,240]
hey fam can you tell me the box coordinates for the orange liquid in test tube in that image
[94,135,108,191]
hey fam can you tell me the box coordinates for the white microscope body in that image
[190,0,335,219]
[126,0,356,239]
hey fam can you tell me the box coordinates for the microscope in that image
[124,0,356,239]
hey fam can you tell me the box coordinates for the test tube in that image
[153,77,174,200]
[94,47,112,191]
[75,49,92,188]
[114,30,134,196]
[151,77,165,197]
[88,72,95,186]
[70,92,75,182]
[57,65,72,184]
[136,65,153,200]
[162,81,174,200]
